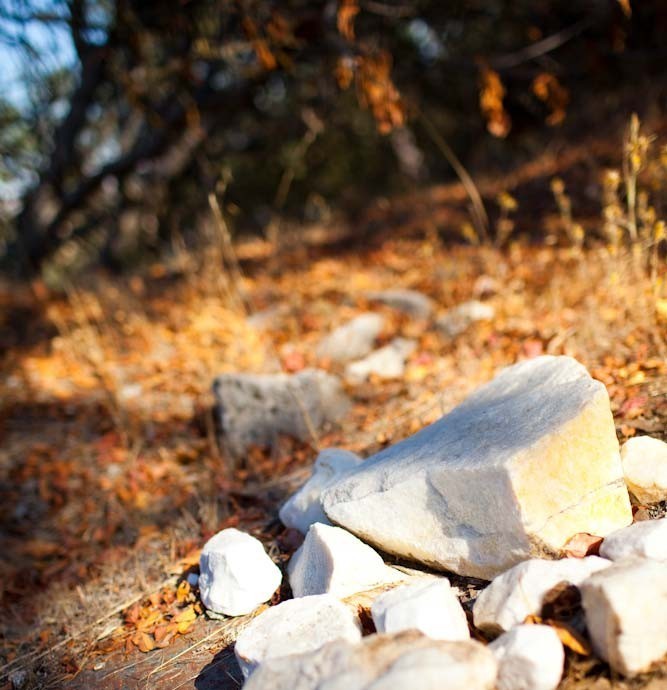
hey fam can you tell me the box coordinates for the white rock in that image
[234,594,362,679]
[580,559,667,676]
[436,300,495,337]
[371,578,469,641]
[280,449,363,533]
[244,630,497,690]
[316,313,384,362]
[288,522,405,598]
[600,516,667,561]
[473,556,611,634]
[367,289,435,319]
[198,528,282,616]
[490,624,564,690]
[621,435,667,504]
[322,356,632,579]
[345,338,417,384]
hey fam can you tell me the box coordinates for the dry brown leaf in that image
[563,532,603,558]
[132,631,156,653]
[478,65,511,138]
[549,620,592,656]
[337,0,359,41]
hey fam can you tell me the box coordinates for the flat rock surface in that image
[322,356,632,579]
[243,630,497,690]
[580,559,667,677]
[213,369,349,457]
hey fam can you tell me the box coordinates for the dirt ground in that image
[2,126,667,688]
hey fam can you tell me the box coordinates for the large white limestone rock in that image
[316,313,384,363]
[234,594,362,679]
[198,528,282,616]
[621,435,667,504]
[371,578,469,641]
[243,630,498,690]
[322,356,632,579]
[279,449,363,533]
[473,556,611,634]
[288,522,405,598]
[600,516,667,561]
[490,624,564,690]
[580,559,667,676]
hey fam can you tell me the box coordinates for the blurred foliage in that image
[0,0,665,276]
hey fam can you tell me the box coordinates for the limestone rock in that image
[322,356,632,579]
[621,435,667,504]
[366,289,435,319]
[600,517,667,561]
[213,369,349,457]
[345,338,416,384]
[198,528,282,616]
[436,300,495,337]
[473,556,611,634]
[279,449,363,533]
[580,559,667,676]
[490,624,564,690]
[316,313,384,362]
[371,579,469,641]
[234,594,362,679]
[244,630,498,690]
[288,522,405,598]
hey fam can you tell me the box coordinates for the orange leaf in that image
[337,0,359,41]
[549,620,592,656]
[176,580,191,603]
[132,631,156,653]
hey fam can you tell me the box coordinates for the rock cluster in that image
[201,356,667,688]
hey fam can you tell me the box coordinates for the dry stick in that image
[418,109,490,243]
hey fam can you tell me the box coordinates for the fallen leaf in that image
[563,532,603,558]
[549,620,592,656]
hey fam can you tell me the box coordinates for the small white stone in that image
[580,559,667,676]
[621,436,667,504]
[288,522,405,598]
[436,300,495,337]
[279,449,363,533]
[198,528,282,616]
[490,624,564,690]
[371,578,469,641]
[600,517,667,561]
[233,594,362,679]
[316,313,384,362]
[473,556,611,634]
[244,631,497,690]
[345,338,416,384]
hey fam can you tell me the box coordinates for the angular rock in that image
[580,559,667,676]
[600,516,667,561]
[213,369,349,457]
[316,313,384,363]
[244,630,497,690]
[279,449,363,533]
[473,556,611,634]
[621,435,667,504]
[345,338,416,384]
[322,356,632,579]
[436,300,495,337]
[288,522,405,598]
[490,624,564,690]
[198,528,282,616]
[371,578,469,641]
[234,594,362,679]
[366,289,435,319]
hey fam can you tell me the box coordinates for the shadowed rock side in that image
[322,356,632,579]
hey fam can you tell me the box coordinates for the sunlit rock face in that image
[322,356,632,579]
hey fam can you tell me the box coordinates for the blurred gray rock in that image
[213,369,349,457]
[436,300,495,337]
[244,630,498,690]
[316,313,384,362]
[367,289,434,319]
[345,338,416,384]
